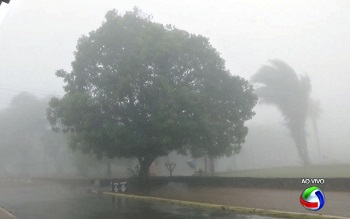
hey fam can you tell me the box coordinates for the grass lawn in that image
[217,164,350,178]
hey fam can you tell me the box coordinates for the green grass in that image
[217,164,350,178]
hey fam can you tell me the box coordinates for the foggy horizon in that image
[2,2,350,218]
[1,0,350,170]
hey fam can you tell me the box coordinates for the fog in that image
[1,0,350,177]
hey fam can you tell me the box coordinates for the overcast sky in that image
[1,0,349,102]
[1,0,350,160]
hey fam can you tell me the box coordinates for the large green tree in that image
[251,59,321,166]
[47,8,257,177]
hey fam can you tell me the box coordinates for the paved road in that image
[0,181,279,219]
[149,186,350,218]
[3,180,347,218]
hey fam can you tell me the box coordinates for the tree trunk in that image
[294,133,310,166]
[138,156,155,178]
[296,140,310,166]
[106,160,112,178]
[139,163,150,177]
[311,118,322,163]
[208,157,215,176]
[290,121,311,166]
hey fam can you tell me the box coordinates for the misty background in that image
[1,0,350,176]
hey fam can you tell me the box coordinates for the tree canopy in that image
[47,8,257,177]
[0,92,67,177]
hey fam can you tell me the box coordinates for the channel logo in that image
[299,186,325,211]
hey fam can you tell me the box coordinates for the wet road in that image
[0,182,280,219]
[7,196,279,219]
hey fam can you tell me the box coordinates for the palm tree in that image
[308,98,322,161]
[251,59,319,166]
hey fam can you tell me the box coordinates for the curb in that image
[0,206,16,219]
[102,192,348,219]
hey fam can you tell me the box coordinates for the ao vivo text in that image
[301,178,325,184]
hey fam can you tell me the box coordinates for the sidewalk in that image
[147,186,350,218]
[0,206,15,219]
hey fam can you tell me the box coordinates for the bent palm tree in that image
[251,59,319,166]
[308,98,322,161]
